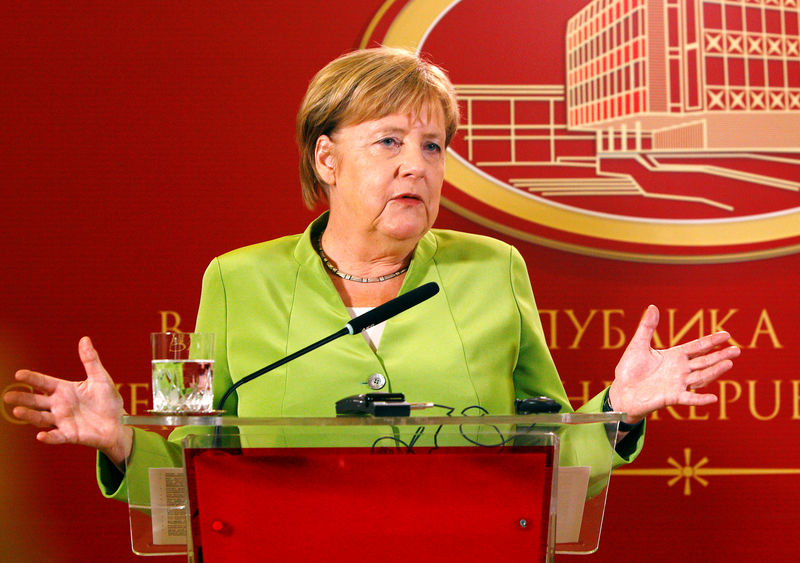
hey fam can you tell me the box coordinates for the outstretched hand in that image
[608,305,741,423]
[4,337,133,466]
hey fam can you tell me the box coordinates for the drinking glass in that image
[151,332,215,413]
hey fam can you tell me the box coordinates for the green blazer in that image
[98,214,643,501]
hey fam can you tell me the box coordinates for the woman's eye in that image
[379,137,400,147]
[424,142,442,153]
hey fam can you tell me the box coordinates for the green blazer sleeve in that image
[96,260,231,502]
[510,246,572,407]
[509,246,645,468]
[196,257,236,415]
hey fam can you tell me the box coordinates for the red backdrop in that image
[2,2,798,561]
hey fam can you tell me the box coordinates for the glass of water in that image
[151,332,215,414]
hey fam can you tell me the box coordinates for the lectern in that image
[122,413,622,562]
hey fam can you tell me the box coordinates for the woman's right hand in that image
[4,336,133,468]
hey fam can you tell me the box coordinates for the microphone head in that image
[406,281,439,301]
[346,282,439,334]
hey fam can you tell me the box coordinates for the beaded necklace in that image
[314,235,408,283]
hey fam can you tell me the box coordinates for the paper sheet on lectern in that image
[148,467,188,545]
[556,466,591,543]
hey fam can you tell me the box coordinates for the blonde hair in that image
[296,47,460,209]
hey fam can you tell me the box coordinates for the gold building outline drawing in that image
[451,0,800,211]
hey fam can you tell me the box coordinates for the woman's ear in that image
[314,135,336,187]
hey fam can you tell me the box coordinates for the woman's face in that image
[317,108,446,244]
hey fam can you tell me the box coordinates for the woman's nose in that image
[399,145,426,178]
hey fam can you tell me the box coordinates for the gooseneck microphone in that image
[345,280,438,333]
[216,281,439,413]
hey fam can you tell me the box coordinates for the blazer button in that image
[367,373,386,390]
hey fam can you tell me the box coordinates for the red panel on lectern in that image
[186,447,553,562]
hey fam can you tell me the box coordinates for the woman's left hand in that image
[608,305,741,423]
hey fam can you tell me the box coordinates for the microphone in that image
[346,281,439,334]
[216,282,439,412]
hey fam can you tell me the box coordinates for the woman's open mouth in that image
[392,193,423,204]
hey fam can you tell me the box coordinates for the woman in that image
[6,48,740,501]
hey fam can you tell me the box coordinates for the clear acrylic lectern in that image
[122,413,622,562]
